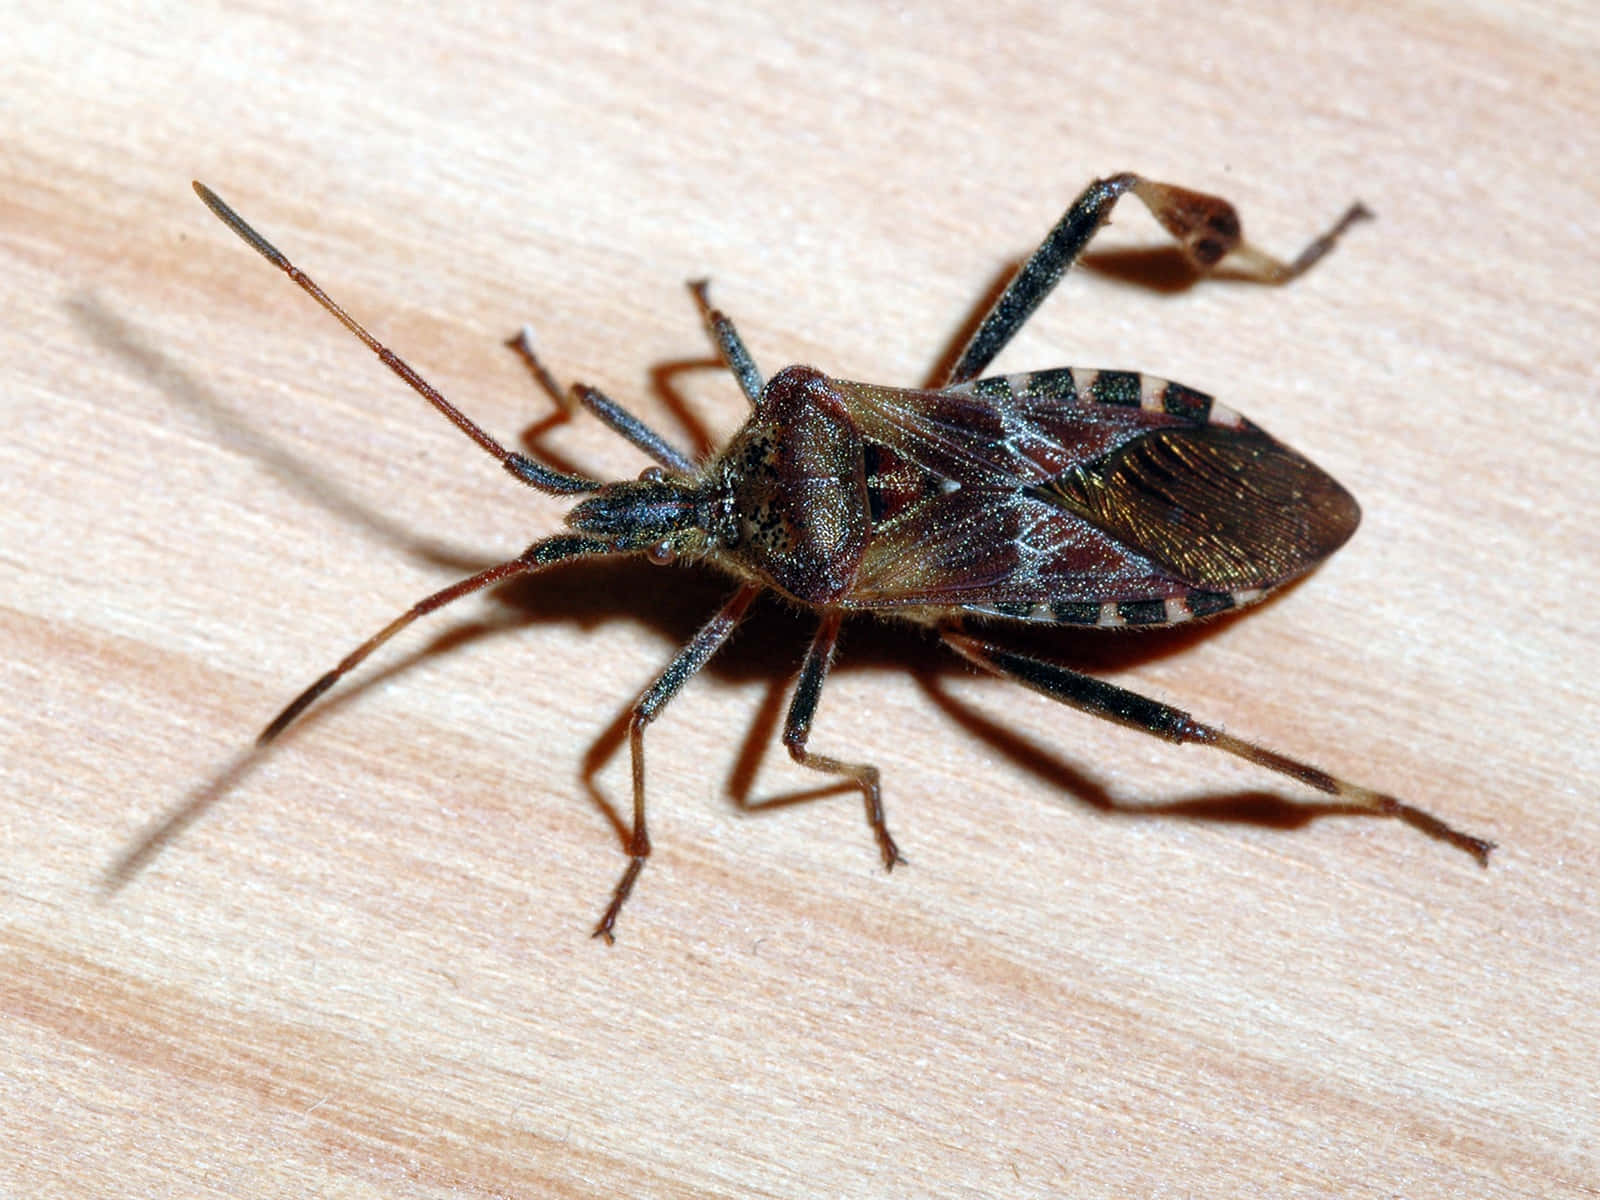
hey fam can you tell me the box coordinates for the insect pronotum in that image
[194,174,1492,941]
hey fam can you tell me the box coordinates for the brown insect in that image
[194,174,1491,941]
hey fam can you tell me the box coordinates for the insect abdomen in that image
[976,588,1265,628]
[831,367,1359,627]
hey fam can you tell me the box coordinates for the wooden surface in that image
[5,2,1597,1196]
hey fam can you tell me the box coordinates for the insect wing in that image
[837,370,1360,621]
[839,369,1153,488]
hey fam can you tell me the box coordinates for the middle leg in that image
[782,612,905,871]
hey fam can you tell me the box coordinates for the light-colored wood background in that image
[5,2,1596,1196]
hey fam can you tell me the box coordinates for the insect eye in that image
[645,541,676,566]
[638,466,666,482]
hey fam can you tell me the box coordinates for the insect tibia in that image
[943,630,1491,866]
[1205,728,1494,865]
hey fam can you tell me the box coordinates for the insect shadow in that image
[488,558,1270,846]
[67,291,488,577]
[113,177,1492,938]
[546,584,1371,853]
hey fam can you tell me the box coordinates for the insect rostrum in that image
[194,173,1492,942]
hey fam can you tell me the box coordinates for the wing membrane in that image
[841,371,1162,488]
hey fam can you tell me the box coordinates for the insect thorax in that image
[716,365,870,604]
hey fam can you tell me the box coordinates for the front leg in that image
[506,327,697,472]
[782,612,904,870]
[942,173,1371,385]
[689,279,764,407]
[593,583,761,942]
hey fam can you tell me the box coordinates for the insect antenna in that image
[258,534,613,747]
[189,185,634,744]
[192,181,599,495]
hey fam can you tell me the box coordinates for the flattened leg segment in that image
[942,173,1372,386]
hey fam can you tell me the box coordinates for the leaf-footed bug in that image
[193,174,1492,941]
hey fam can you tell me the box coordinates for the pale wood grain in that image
[4,2,1598,1197]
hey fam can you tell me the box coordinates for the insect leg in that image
[941,628,1493,864]
[258,535,615,746]
[782,612,905,871]
[594,583,762,942]
[688,280,764,406]
[942,174,1371,385]
[507,327,697,473]
[193,182,601,496]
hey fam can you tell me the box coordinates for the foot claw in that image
[877,832,906,872]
